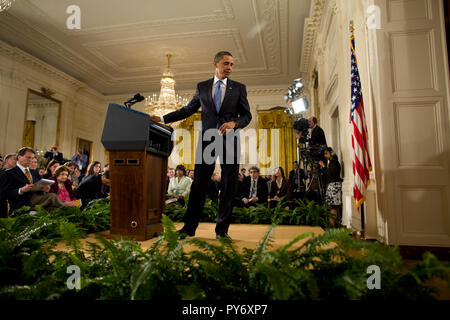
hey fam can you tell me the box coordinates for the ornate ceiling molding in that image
[299,0,326,77]
[0,40,84,89]
[20,0,235,37]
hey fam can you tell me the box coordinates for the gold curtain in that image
[177,112,201,170]
[22,120,36,148]
[257,108,298,176]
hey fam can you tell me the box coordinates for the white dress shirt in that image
[16,163,32,195]
[160,75,227,123]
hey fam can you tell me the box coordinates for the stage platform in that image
[55,223,325,253]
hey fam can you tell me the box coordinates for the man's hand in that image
[218,121,237,135]
[319,160,325,168]
[42,185,51,193]
[150,115,161,123]
[20,184,33,193]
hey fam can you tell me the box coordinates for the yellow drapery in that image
[257,108,298,177]
[177,112,202,170]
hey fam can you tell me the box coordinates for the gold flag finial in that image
[349,20,354,35]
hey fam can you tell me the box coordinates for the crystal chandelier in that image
[0,0,15,12]
[145,54,189,118]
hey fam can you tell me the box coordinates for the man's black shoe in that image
[216,233,232,241]
[177,228,195,239]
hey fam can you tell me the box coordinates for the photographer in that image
[44,145,64,164]
[319,147,343,227]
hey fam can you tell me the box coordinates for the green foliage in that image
[1,208,449,300]
[165,198,334,228]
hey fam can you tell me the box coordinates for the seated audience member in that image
[103,164,109,172]
[81,161,101,183]
[206,173,221,202]
[267,173,276,196]
[38,168,46,178]
[319,147,343,227]
[44,145,64,164]
[29,157,39,171]
[4,147,64,214]
[167,165,192,206]
[288,161,306,203]
[2,153,17,171]
[269,167,288,208]
[166,167,175,192]
[49,166,77,206]
[239,166,269,208]
[63,161,76,180]
[188,170,194,180]
[71,166,82,188]
[240,168,247,179]
[43,159,60,179]
[0,163,8,217]
[75,170,110,209]
[71,149,88,173]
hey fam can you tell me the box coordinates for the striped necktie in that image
[24,169,33,184]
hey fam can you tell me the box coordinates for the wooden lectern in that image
[101,104,173,240]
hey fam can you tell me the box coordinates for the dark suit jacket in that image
[288,169,305,191]
[269,179,289,199]
[0,168,10,217]
[44,151,64,164]
[74,174,105,208]
[310,126,327,146]
[163,78,252,162]
[3,166,41,213]
[240,176,269,204]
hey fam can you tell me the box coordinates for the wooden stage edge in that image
[55,223,325,253]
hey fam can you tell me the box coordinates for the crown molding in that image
[299,0,327,81]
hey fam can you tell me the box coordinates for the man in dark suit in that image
[75,170,110,209]
[308,116,327,146]
[239,166,268,208]
[3,147,63,214]
[0,153,17,217]
[288,161,306,203]
[44,145,64,164]
[150,51,252,240]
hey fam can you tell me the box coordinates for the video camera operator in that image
[319,147,343,227]
[308,117,327,146]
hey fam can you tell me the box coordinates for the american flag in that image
[350,35,372,212]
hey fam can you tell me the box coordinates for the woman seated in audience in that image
[71,166,82,188]
[167,165,192,206]
[319,147,343,227]
[269,167,288,208]
[81,161,101,183]
[43,159,60,179]
[29,157,39,171]
[49,166,78,206]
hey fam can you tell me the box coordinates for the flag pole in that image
[349,20,366,239]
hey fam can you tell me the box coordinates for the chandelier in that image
[0,0,15,12]
[145,54,189,119]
